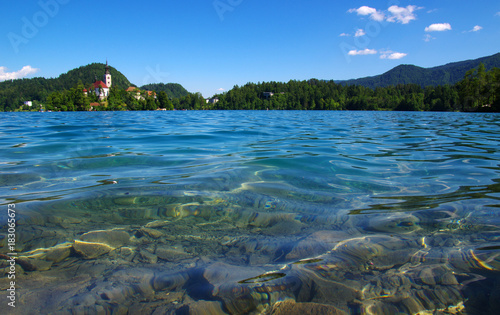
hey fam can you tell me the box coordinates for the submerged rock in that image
[185,300,227,315]
[139,227,164,239]
[144,220,170,228]
[79,229,131,248]
[19,242,73,263]
[14,242,73,271]
[268,300,348,315]
[16,257,53,271]
[73,240,114,259]
[156,245,192,262]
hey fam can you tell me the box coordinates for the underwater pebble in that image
[117,246,135,260]
[139,249,158,264]
[203,262,267,288]
[156,245,192,262]
[73,240,114,259]
[185,300,226,315]
[113,196,137,205]
[152,272,190,291]
[144,220,170,228]
[399,297,425,314]
[80,230,130,248]
[270,300,348,315]
[441,272,459,285]
[419,268,437,285]
[140,227,164,239]
[285,238,330,261]
[21,242,73,264]
[16,257,53,271]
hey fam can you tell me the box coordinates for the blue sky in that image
[1,0,499,97]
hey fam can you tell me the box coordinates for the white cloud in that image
[387,5,418,24]
[348,6,385,22]
[217,88,225,91]
[348,49,378,56]
[423,34,435,42]
[427,9,438,14]
[339,33,350,37]
[380,51,408,60]
[349,5,421,25]
[471,25,483,32]
[496,12,500,16]
[425,23,452,32]
[354,29,366,37]
[0,65,39,81]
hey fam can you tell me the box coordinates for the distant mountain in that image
[337,52,500,88]
[140,83,189,98]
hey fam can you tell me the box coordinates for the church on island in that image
[83,61,157,111]
[91,61,112,100]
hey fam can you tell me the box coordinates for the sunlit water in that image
[1,111,499,314]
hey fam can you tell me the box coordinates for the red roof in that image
[93,81,108,89]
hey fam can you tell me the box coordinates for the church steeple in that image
[104,59,112,88]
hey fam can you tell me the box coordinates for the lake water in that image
[1,111,499,314]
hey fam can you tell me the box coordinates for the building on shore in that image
[262,92,274,99]
[126,87,157,100]
[206,98,219,104]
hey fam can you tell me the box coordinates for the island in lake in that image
[1,52,499,112]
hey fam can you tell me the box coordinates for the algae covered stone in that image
[73,240,114,259]
[79,229,130,248]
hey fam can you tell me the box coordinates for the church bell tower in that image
[104,60,112,88]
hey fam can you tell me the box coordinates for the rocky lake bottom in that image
[1,111,499,314]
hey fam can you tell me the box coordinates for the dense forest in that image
[31,63,500,112]
[1,61,499,112]
[207,64,499,112]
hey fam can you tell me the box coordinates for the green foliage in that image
[1,59,499,112]
[58,63,132,90]
[203,65,499,112]
[0,63,132,111]
[157,91,174,110]
[140,83,189,99]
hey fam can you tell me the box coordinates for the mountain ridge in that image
[336,52,500,88]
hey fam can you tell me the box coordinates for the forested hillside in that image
[207,64,499,112]
[58,63,132,90]
[0,63,132,111]
[338,53,500,88]
[140,83,189,98]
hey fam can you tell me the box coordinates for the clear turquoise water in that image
[1,111,499,314]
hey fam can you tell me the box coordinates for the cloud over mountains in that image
[0,65,39,81]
